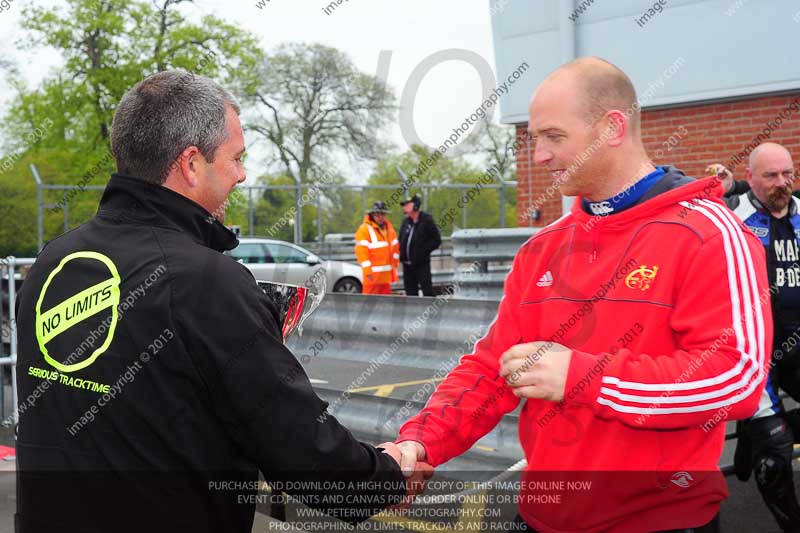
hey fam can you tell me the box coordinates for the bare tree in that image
[150,0,193,72]
[0,58,16,77]
[247,43,396,183]
[468,118,519,181]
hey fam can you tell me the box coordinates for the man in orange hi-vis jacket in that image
[355,201,400,295]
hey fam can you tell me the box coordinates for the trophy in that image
[257,272,326,343]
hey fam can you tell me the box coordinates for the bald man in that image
[729,143,800,532]
[393,57,771,532]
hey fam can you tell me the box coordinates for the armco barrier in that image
[304,239,456,295]
[1,257,36,426]
[450,228,538,300]
[304,238,453,267]
[315,387,524,467]
[287,293,500,370]
[451,227,539,264]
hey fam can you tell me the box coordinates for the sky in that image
[0,0,502,181]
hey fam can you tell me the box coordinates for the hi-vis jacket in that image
[354,215,399,284]
[398,174,772,533]
[14,174,404,533]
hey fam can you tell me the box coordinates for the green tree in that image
[18,0,262,145]
[250,171,362,243]
[0,0,263,255]
[367,145,516,236]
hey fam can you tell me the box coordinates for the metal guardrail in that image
[304,238,453,263]
[315,387,524,465]
[451,227,539,264]
[450,228,539,300]
[305,229,537,299]
[1,257,36,426]
[448,270,509,301]
[288,293,500,370]
[304,239,456,284]
[287,293,525,466]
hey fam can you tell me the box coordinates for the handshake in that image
[377,441,433,507]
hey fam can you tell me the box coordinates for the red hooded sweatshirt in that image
[398,177,772,532]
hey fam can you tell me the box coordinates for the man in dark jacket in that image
[14,70,422,533]
[399,195,441,296]
[727,144,800,532]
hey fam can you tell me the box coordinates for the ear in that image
[604,110,628,147]
[175,146,202,188]
[745,167,753,185]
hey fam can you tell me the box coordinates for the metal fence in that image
[303,228,538,300]
[29,164,517,251]
[0,256,35,426]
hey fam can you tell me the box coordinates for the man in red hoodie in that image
[395,57,772,532]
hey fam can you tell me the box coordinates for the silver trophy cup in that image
[257,275,326,342]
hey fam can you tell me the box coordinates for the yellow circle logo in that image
[625,265,659,291]
[35,251,121,373]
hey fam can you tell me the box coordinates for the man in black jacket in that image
[399,195,442,296]
[14,71,423,533]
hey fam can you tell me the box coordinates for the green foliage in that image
[367,145,517,236]
[0,1,520,257]
[0,158,39,257]
[249,172,363,242]
[222,188,249,234]
[0,0,263,255]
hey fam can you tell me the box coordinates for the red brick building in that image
[489,1,800,227]
[514,93,800,227]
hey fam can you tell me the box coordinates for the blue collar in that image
[582,166,666,216]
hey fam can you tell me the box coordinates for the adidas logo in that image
[537,270,553,287]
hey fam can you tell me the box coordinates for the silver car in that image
[228,238,363,293]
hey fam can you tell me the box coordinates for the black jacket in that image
[723,180,751,210]
[15,174,403,533]
[399,211,441,266]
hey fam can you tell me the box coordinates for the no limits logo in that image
[35,251,121,373]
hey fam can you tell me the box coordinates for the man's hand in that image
[378,441,434,508]
[499,341,572,401]
[378,441,403,466]
[706,164,733,193]
[396,441,426,477]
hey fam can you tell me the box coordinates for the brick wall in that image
[515,92,800,227]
